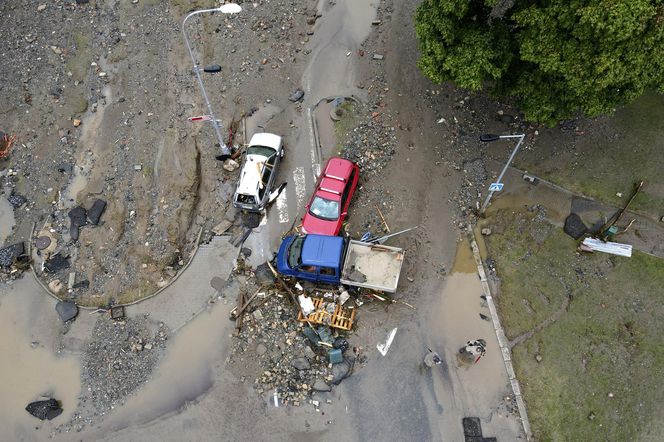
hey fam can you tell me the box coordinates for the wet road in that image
[241,0,376,269]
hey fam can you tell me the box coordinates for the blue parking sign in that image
[488,182,504,192]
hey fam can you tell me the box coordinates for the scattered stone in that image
[49,279,64,294]
[73,119,82,127]
[252,309,263,321]
[0,242,25,267]
[373,54,384,60]
[223,159,239,172]
[312,379,332,392]
[56,300,78,322]
[37,4,47,11]
[25,399,62,420]
[256,343,267,355]
[72,280,89,290]
[331,358,353,385]
[44,253,70,272]
[87,199,107,225]
[68,206,87,228]
[481,228,491,236]
[255,263,276,285]
[288,88,304,102]
[535,354,543,363]
[241,247,252,257]
[134,164,142,171]
[67,272,76,290]
[291,357,311,370]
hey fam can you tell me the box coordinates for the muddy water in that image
[0,278,81,438]
[428,240,522,439]
[92,300,235,433]
[0,194,15,245]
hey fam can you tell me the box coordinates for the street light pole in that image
[479,133,526,215]
[182,4,241,160]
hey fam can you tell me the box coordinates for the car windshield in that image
[287,236,305,268]
[309,196,339,221]
[247,145,275,158]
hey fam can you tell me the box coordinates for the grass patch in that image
[334,101,359,150]
[506,92,664,218]
[117,280,159,305]
[486,209,664,441]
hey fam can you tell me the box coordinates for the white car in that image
[232,132,284,212]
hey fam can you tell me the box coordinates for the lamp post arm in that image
[182,9,230,159]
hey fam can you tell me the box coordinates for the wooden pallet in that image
[297,297,355,331]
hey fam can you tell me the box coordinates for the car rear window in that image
[247,146,275,157]
[309,196,339,220]
[236,194,256,205]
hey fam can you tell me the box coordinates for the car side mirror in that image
[341,211,348,217]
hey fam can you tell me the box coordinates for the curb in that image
[468,225,533,441]
[31,227,205,310]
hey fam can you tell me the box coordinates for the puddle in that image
[96,299,234,432]
[244,103,282,140]
[451,238,476,274]
[0,195,15,245]
[431,273,513,427]
[0,278,81,437]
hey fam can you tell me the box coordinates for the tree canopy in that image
[415,0,664,125]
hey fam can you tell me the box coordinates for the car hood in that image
[301,212,340,236]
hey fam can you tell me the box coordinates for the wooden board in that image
[297,297,355,331]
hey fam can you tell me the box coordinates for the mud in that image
[0,278,81,438]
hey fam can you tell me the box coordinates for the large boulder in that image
[25,399,62,420]
[55,301,78,322]
[87,199,107,225]
[564,213,587,240]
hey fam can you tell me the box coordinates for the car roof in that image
[316,157,355,199]
[301,234,345,268]
[236,154,265,197]
[323,157,354,179]
[248,132,282,150]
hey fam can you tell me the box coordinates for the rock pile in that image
[230,288,353,407]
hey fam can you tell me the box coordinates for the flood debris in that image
[458,339,487,365]
[55,300,79,323]
[25,398,62,420]
[580,238,632,257]
[376,327,397,356]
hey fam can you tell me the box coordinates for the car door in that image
[340,168,357,221]
[259,155,276,206]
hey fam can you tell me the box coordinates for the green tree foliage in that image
[415,0,664,125]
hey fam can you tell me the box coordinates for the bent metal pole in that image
[480,134,526,215]
[182,7,239,160]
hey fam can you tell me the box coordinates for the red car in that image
[301,157,360,236]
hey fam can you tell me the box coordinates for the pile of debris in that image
[230,282,357,407]
[59,314,170,433]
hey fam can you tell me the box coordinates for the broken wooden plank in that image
[581,238,632,257]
